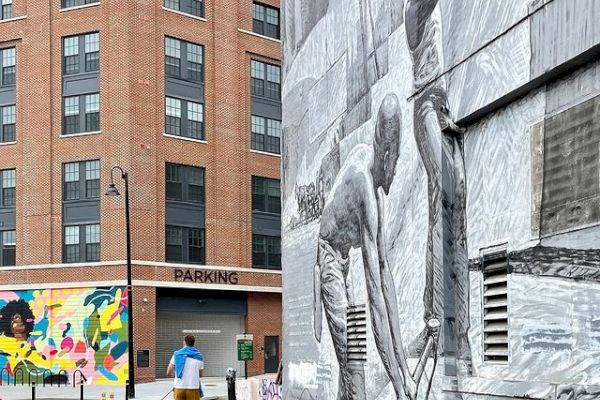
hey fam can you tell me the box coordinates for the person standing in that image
[167,335,205,400]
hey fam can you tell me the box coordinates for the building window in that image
[252,176,280,214]
[0,169,15,207]
[165,37,181,77]
[166,225,183,262]
[482,252,509,363]
[252,235,280,269]
[166,163,205,204]
[166,226,205,264]
[187,102,204,139]
[187,43,203,82]
[63,160,100,201]
[164,0,204,18]
[1,0,12,20]
[63,93,100,135]
[165,97,204,140]
[63,33,100,76]
[85,160,100,198]
[1,47,15,86]
[64,225,80,262]
[251,60,265,96]
[188,227,205,264]
[250,60,280,100]
[85,93,100,131]
[1,104,15,143]
[63,223,100,263]
[64,96,79,134]
[165,37,204,83]
[63,37,79,75]
[252,2,280,40]
[251,115,280,154]
[0,230,15,266]
[84,33,100,72]
[165,97,181,136]
[85,223,100,261]
[62,0,99,8]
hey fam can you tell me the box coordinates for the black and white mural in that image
[282,1,600,399]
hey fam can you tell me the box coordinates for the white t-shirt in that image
[170,355,204,389]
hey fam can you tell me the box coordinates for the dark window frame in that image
[62,223,100,263]
[165,162,205,204]
[165,225,206,264]
[0,229,15,266]
[62,32,100,76]
[252,2,280,40]
[165,96,204,140]
[0,168,16,208]
[62,92,100,135]
[0,104,15,143]
[62,160,100,201]
[251,114,281,154]
[0,47,16,87]
[252,234,280,270]
[250,59,280,100]
[1,0,12,20]
[62,0,99,9]
[163,0,205,19]
[164,36,204,84]
[251,176,280,214]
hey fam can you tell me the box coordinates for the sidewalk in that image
[0,377,228,400]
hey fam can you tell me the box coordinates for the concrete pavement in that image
[0,377,228,400]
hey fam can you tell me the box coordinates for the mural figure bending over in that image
[313,94,438,400]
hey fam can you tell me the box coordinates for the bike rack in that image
[0,367,10,385]
[0,367,88,400]
[13,367,25,386]
[42,369,52,387]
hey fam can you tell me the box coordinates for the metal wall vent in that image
[482,254,509,363]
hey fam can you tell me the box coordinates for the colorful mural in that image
[0,287,128,385]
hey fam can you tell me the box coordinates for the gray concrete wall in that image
[281,1,600,399]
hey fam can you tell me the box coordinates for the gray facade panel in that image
[282,0,600,399]
[252,212,281,237]
[166,201,205,228]
[0,87,15,105]
[165,78,204,103]
[62,201,100,224]
[530,0,600,79]
[251,96,282,120]
[0,208,15,230]
[63,73,100,97]
[540,95,600,234]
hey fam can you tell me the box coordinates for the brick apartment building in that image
[0,0,282,382]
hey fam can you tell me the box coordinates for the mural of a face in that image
[0,299,34,341]
[373,93,401,195]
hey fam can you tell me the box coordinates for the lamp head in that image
[105,183,121,196]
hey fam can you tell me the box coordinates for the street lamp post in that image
[106,166,135,399]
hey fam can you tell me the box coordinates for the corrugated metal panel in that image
[156,311,245,378]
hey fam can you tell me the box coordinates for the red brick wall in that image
[0,0,281,266]
[132,286,157,384]
[0,0,283,383]
[246,292,282,376]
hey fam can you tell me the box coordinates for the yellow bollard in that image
[109,393,114,400]
[101,393,106,400]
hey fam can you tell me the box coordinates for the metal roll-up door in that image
[156,311,245,378]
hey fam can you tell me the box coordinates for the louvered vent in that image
[347,304,367,363]
[482,255,509,362]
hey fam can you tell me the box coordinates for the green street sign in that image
[237,334,254,361]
